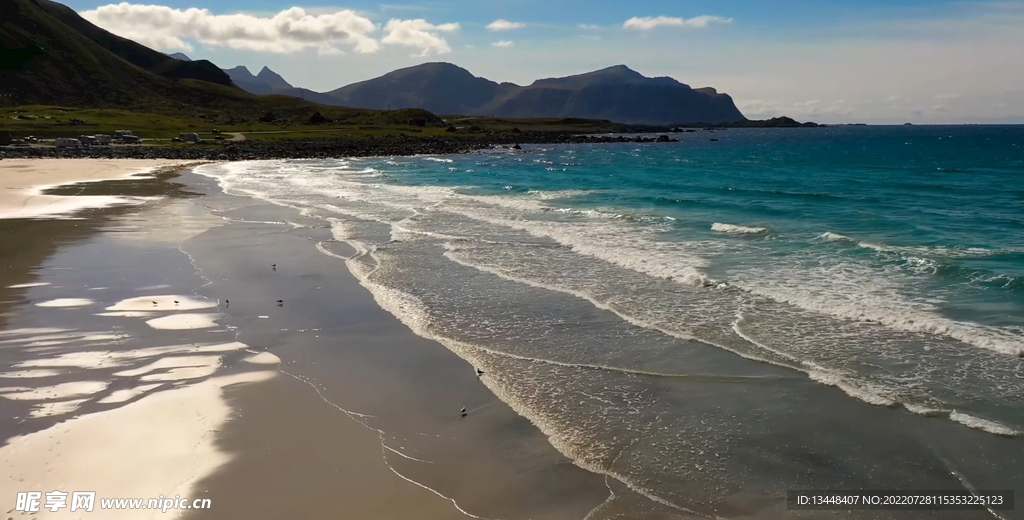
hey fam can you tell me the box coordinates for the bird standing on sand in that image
[460,407,467,417]
[475,368,484,376]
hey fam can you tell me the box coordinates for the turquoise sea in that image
[199,126,1024,517]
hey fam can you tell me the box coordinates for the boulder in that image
[307,111,328,125]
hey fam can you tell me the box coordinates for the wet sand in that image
[0,163,609,519]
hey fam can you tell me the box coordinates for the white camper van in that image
[55,138,81,148]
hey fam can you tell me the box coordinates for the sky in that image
[67,0,1024,123]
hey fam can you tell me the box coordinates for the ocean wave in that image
[736,274,1024,357]
[199,158,1024,439]
[818,232,850,241]
[949,411,1020,437]
[331,237,707,516]
[816,231,1004,259]
[711,223,768,234]
[857,241,997,258]
[523,189,596,200]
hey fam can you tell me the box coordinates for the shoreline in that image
[0,161,609,519]
[0,132,682,161]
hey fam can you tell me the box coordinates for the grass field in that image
[0,105,661,143]
[0,104,449,139]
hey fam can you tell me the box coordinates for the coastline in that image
[5,152,1019,519]
[0,132,683,161]
[0,160,609,519]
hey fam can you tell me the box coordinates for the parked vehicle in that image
[55,138,81,148]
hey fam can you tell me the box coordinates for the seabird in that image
[174,300,179,305]
[460,407,467,417]
[271,264,277,270]
[152,301,158,305]
[475,368,484,376]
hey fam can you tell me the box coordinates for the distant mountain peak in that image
[167,52,191,61]
[382,62,478,79]
[224,65,255,79]
[531,64,682,89]
[256,66,293,89]
[597,64,641,74]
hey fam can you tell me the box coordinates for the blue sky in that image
[71,0,1024,123]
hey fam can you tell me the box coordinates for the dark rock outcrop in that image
[0,132,683,161]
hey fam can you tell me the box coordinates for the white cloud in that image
[81,4,380,54]
[487,19,526,31]
[492,40,514,47]
[578,24,601,30]
[623,15,732,30]
[381,18,459,56]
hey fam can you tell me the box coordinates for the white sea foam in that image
[857,241,998,258]
[736,268,1024,356]
[337,238,702,515]
[819,232,850,241]
[949,412,1020,437]
[711,222,768,234]
[197,157,1024,441]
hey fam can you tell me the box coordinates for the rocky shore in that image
[0,132,679,161]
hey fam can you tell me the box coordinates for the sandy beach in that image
[0,160,608,519]
[0,159,190,219]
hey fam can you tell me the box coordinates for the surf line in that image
[280,369,494,520]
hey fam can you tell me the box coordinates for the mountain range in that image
[3,0,747,125]
[0,0,439,126]
[184,55,747,125]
